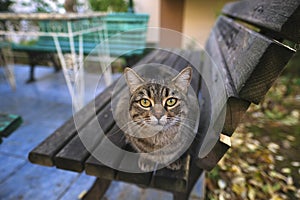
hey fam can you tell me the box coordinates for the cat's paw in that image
[138,157,156,172]
[166,159,182,170]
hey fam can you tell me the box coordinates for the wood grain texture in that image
[28,82,116,166]
[152,154,190,193]
[196,136,231,171]
[81,178,112,200]
[215,16,295,104]
[222,97,250,135]
[54,103,115,172]
[28,49,159,167]
[85,125,127,180]
[222,0,300,43]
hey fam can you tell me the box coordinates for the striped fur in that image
[122,67,193,171]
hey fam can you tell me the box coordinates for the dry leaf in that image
[281,168,291,174]
[291,161,300,167]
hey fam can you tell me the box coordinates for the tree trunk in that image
[64,0,77,12]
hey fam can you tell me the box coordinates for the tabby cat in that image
[116,66,195,171]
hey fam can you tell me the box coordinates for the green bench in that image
[28,0,299,199]
[11,13,149,82]
[0,113,23,144]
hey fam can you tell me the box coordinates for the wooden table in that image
[0,12,110,111]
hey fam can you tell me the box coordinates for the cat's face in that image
[124,67,192,131]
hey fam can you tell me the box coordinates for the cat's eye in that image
[166,98,177,107]
[140,99,151,108]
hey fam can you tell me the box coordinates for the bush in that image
[89,0,128,12]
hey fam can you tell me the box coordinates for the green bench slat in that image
[0,113,23,138]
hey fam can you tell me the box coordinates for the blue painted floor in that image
[0,65,204,200]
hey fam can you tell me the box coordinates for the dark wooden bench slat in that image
[85,124,126,180]
[196,134,231,171]
[54,49,162,172]
[150,50,200,192]
[195,15,295,171]
[152,154,190,193]
[85,49,179,180]
[222,0,300,43]
[215,16,295,104]
[189,50,203,93]
[28,82,116,166]
[203,30,251,137]
[54,102,115,172]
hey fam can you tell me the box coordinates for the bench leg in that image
[173,164,204,200]
[26,64,36,83]
[82,178,111,200]
[26,52,37,83]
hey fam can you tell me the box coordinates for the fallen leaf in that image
[232,183,246,197]
[275,155,284,161]
[270,194,284,200]
[218,179,227,190]
[267,143,280,153]
[287,135,296,142]
[281,168,291,174]
[291,161,300,167]
[269,171,287,181]
[282,140,291,149]
[248,186,256,200]
[286,176,293,185]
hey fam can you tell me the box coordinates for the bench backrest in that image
[195,0,299,170]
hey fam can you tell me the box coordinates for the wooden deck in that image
[0,65,204,200]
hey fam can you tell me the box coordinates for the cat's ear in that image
[172,66,192,93]
[124,67,145,93]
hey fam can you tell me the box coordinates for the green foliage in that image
[0,0,13,12]
[89,0,128,12]
[13,0,63,13]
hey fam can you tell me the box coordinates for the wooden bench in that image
[28,0,299,199]
[11,13,149,82]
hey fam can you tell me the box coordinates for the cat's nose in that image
[154,111,164,120]
[153,104,164,120]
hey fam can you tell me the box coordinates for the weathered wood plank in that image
[28,49,160,167]
[203,30,251,136]
[81,178,112,200]
[85,49,171,178]
[151,154,190,193]
[215,16,295,104]
[85,125,127,180]
[223,97,250,135]
[28,82,116,166]
[189,50,202,93]
[150,50,200,192]
[195,15,294,169]
[54,103,115,172]
[195,27,249,168]
[222,0,300,43]
[196,134,231,171]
